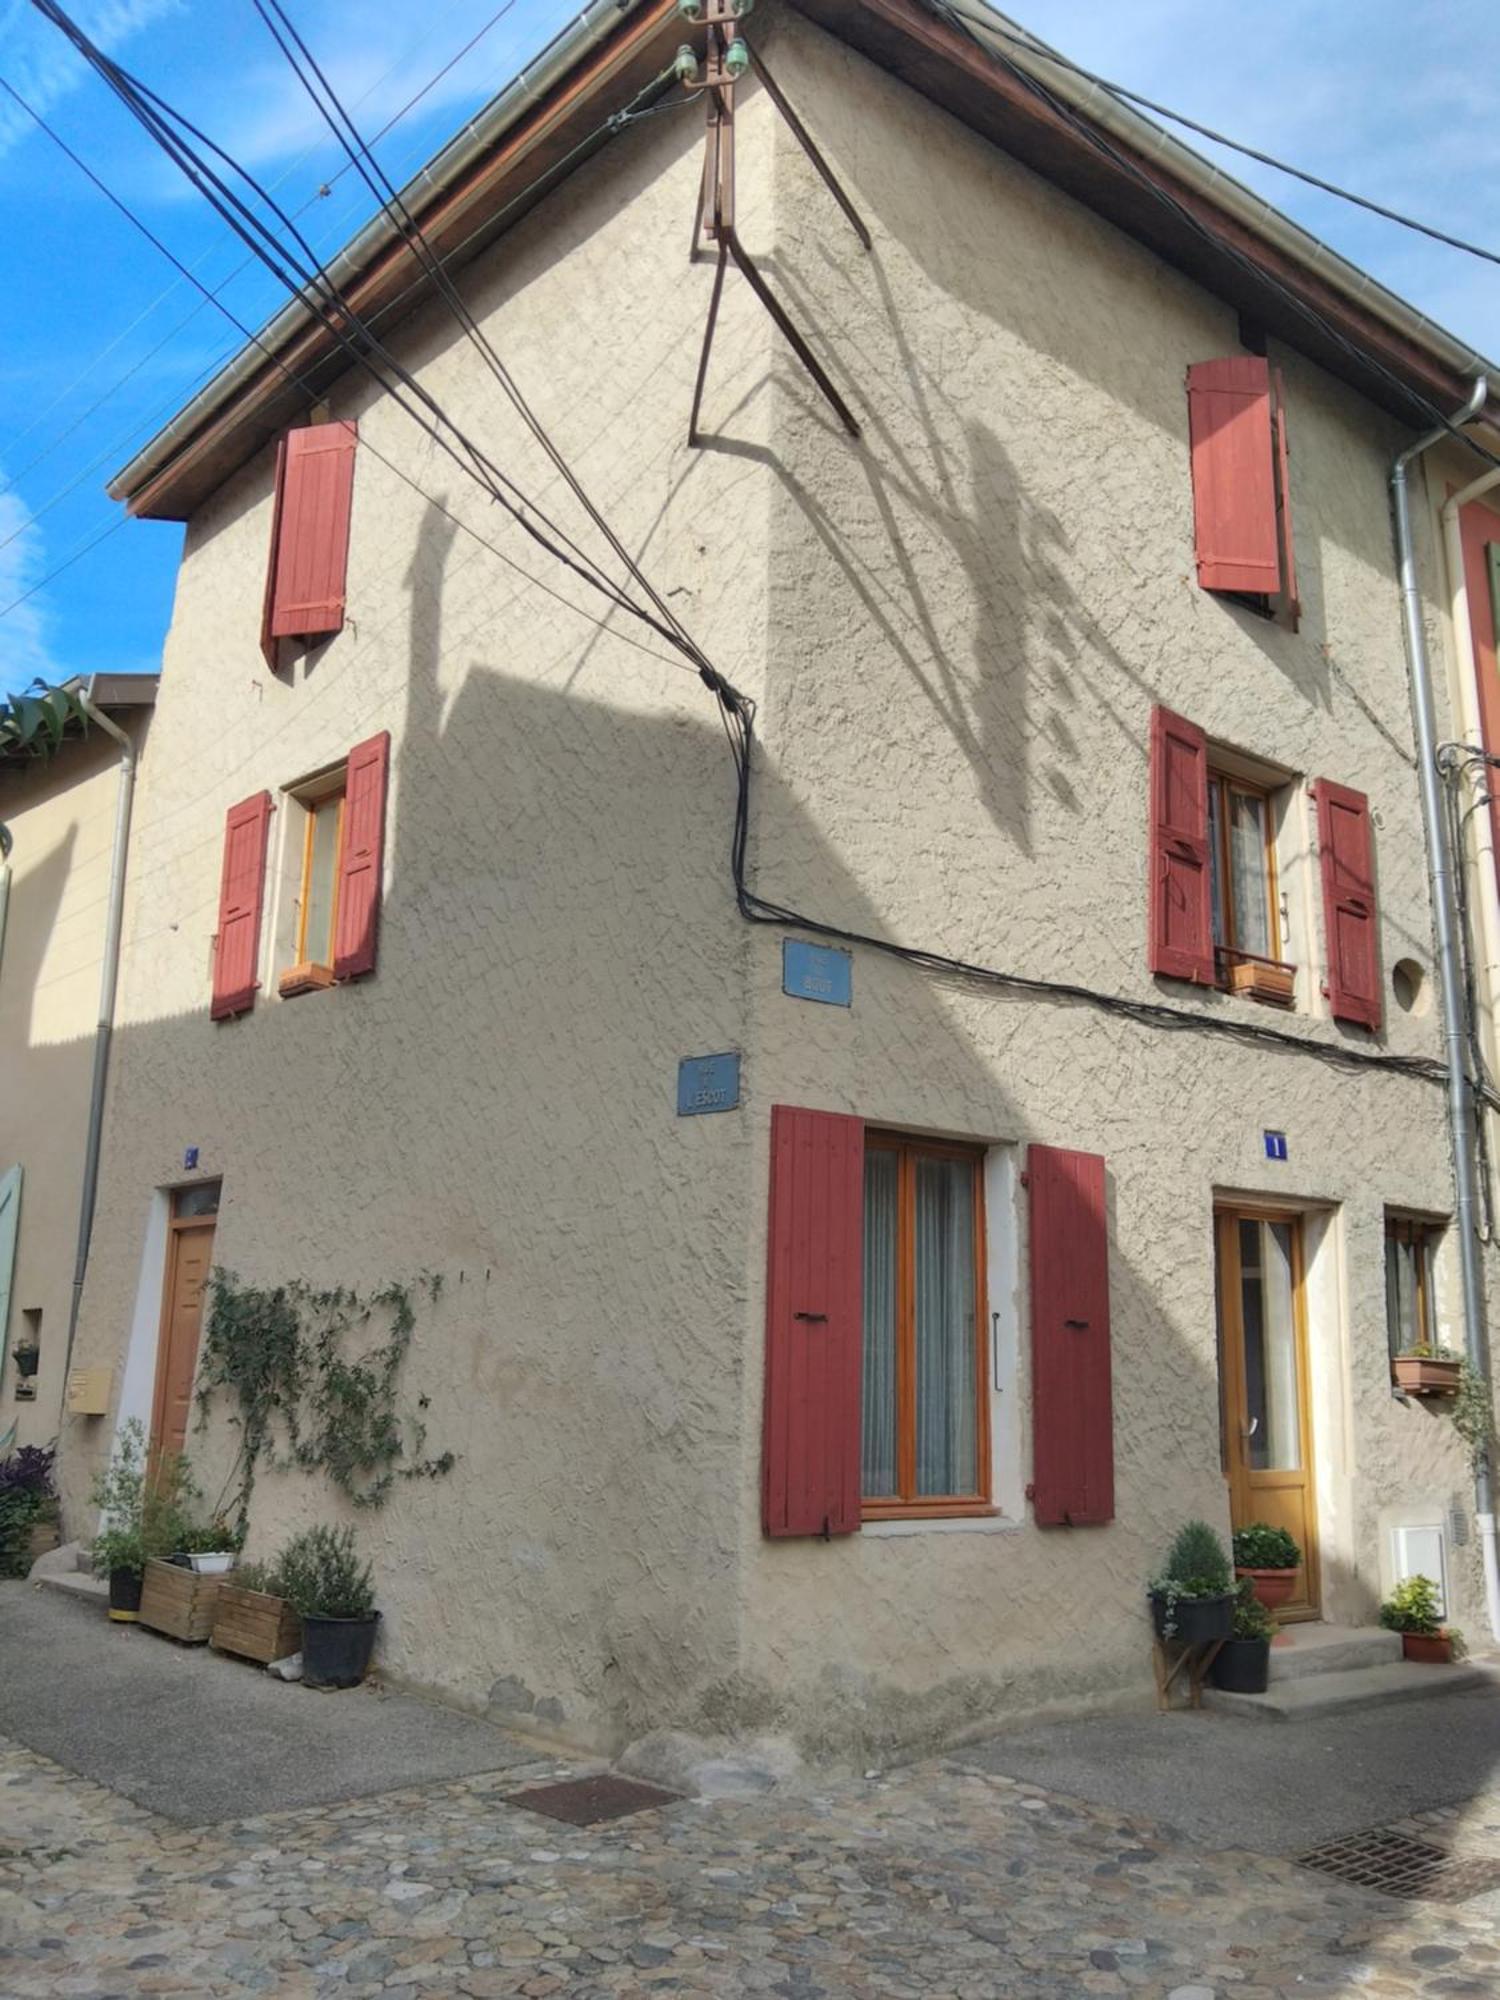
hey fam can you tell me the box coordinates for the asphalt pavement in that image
[0,1582,535,1824]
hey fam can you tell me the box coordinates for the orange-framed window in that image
[861,1133,990,1518]
[280,772,346,993]
[1207,770,1283,974]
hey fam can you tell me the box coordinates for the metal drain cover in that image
[1298,1829,1500,1904]
[503,1774,680,1826]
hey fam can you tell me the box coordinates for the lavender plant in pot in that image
[277,1526,379,1689]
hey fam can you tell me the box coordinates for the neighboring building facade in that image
[55,0,1500,1758]
[1,679,155,1450]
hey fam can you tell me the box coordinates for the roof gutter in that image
[108,0,644,506]
[933,0,1498,414]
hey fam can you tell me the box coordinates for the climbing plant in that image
[1452,1360,1497,1473]
[195,1269,453,1525]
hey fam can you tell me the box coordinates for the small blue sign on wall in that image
[1263,1130,1289,1162]
[678,1052,741,1117]
[783,939,852,1008]
[183,1146,200,1170]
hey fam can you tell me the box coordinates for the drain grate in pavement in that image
[502,1775,680,1826]
[1297,1829,1500,1904]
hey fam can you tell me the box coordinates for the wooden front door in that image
[1215,1209,1320,1617]
[149,1190,219,1469]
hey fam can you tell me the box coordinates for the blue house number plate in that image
[783,939,852,1007]
[678,1052,741,1117]
[1263,1130,1288,1162]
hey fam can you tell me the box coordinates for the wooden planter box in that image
[138,1558,222,1644]
[1228,958,1296,1007]
[1393,1354,1461,1397]
[211,1581,301,1665]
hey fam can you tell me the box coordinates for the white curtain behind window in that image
[862,1151,898,1497]
[914,1156,976,1496]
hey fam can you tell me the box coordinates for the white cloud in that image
[0,485,61,689]
[0,0,182,161]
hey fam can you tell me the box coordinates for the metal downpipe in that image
[1390,376,1500,1641]
[61,687,138,1388]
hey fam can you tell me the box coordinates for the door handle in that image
[1240,1416,1259,1441]
[793,1311,827,1324]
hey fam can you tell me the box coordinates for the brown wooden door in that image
[1215,1209,1320,1617]
[150,1216,216,1469]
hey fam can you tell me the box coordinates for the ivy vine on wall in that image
[196,1269,454,1525]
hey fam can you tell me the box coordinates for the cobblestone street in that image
[6,1719,1500,1999]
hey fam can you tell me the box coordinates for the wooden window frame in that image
[1385,1215,1441,1361]
[279,771,346,997]
[861,1132,992,1522]
[1208,768,1296,1003]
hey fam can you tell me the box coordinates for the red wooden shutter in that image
[762,1105,864,1539]
[1313,779,1382,1030]
[260,435,288,671]
[265,421,358,647]
[1028,1144,1113,1526]
[211,792,273,1021]
[1148,705,1215,984]
[1186,357,1280,595]
[333,730,390,981]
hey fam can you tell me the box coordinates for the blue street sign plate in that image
[183,1146,200,1169]
[1263,1130,1288,1162]
[783,939,852,1007]
[678,1052,741,1117]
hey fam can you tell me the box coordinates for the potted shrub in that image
[1232,1522,1302,1612]
[211,1557,302,1665]
[1148,1519,1236,1644]
[170,1518,242,1574]
[1392,1344,1462,1397]
[12,1341,40,1381]
[0,1444,59,1576]
[278,1526,379,1689]
[1210,1579,1275,1692]
[89,1419,151,1620]
[1380,1575,1462,1663]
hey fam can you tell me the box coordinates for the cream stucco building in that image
[45,0,1500,1757]
[1,678,154,1451]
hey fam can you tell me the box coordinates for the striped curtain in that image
[861,1151,898,1497]
[915,1156,976,1495]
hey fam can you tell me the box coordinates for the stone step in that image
[1206,1657,1500,1722]
[29,1541,109,1609]
[1268,1623,1402,1681]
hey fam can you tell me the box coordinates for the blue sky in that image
[1,0,1497,698]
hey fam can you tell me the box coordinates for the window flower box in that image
[1227,956,1296,1007]
[278,962,335,999]
[1392,1352,1461,1397]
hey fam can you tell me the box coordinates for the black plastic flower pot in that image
[1149,1591,1234,1645]
[108,1567,144,1622]
[302,1611,380,1689]
[13,1347,39,1380]
[1209,1636,1271,1693]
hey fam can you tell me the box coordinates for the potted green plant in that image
[1148,1519,1235,1644]
[12,1341,39,1381]
[1379,1574,1462,1663]
[277,1526,379,1689]
[1232,1522,1301,1612]
[1392,1344,1462,1397]
[0,1444,59,1577]
[89,1419,151,1620]
[1209,1579,1275,1692]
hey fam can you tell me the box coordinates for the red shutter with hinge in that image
[1313,779,1382,1030]
[762,1105,864,1539]
[211,792,273,1021]
[1029,1144,1113,1526]
[333,730,390,982]
[265,421,358,648]
[1148,704,1215,984]
[1187,357,1281,595]
[260,435,288,671]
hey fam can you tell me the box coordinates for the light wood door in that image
[1216,1209,1320,1617]
[149,1217,215,1469]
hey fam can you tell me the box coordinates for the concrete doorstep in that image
[30,1540,108,1607]
[1204,1620,1500,1721]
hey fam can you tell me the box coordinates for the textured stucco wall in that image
[0,722,149,1448]
[63,84,778,1749]
[59,6,1497,1761]
[725,15,1493,1758]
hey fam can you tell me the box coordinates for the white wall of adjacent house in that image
[53,5,1493,1762]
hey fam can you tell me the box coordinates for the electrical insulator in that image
[723,37,750,78]
[676,0,703,18]
[674,42,699,82]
